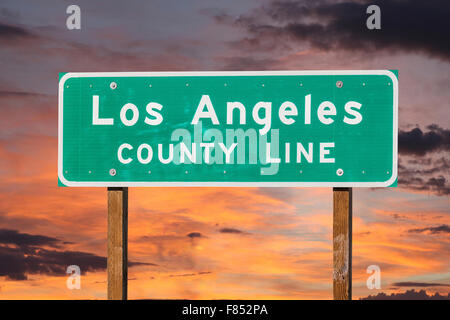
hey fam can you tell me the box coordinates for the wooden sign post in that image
[104,187,353,300]
[107,187,128,300]
[333,187,352,300]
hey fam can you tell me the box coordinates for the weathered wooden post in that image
[333,187,352,300]
[107,187,128,300]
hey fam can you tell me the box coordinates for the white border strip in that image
[58,70,398,187]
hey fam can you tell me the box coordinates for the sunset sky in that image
[0,0,449,299]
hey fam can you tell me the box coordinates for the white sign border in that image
[58,70,398,187]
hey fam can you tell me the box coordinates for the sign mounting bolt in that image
[336,81,343,88]
[336,168,344,176]
[110,82,117,90]
[109,169,116,176]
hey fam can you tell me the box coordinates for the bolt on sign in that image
[58,71,398,187]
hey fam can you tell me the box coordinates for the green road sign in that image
[58,71,398,187]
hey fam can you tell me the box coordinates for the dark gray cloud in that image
[212,0,450,60]
[219,228,245,234]
[0,22,35,41]
[398,160,450,196]
[408,224,450,234]
[0,90,51,98]
[398,174,450,196]
[360,289,450,300]
[397,131,450,195]
[0,229,61,248]
[169,271,212,277]
[392,281,450,287]
[425,176,450,195]
[399,125,450,156]
[0,229,151,280]
[0,245,106,280]
[187,232,203,238]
